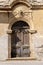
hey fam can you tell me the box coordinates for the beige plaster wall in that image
[0,12,9,60]
[33,10,43,35]
[32,10,43,60]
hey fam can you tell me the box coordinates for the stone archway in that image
[7,19,37,59]
[7,18,37,59]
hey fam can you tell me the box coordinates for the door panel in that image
[16,46,21,57]
[24,31,29,45]
[16,31,21,46]
[21,31,24,45]
[22,45,30,57]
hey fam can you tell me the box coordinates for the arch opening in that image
[11,21,31,58]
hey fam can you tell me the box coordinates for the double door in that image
[11,29,30,58]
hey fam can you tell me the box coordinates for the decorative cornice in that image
[31,5,43,9]
[0,0,31,10]
[0,0,43,10]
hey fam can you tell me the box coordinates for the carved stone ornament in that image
[13,10,32,18]
[12,5,32,18]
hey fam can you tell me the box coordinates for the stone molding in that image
[0,0,43,10]
[0,0,31,9]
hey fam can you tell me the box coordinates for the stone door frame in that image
[7,17,36,60]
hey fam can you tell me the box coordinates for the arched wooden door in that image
[11,21,30,58]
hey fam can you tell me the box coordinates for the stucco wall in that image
[32,10,43,60]
[0,12,9,60]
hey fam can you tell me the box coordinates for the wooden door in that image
[11,29,30,58]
